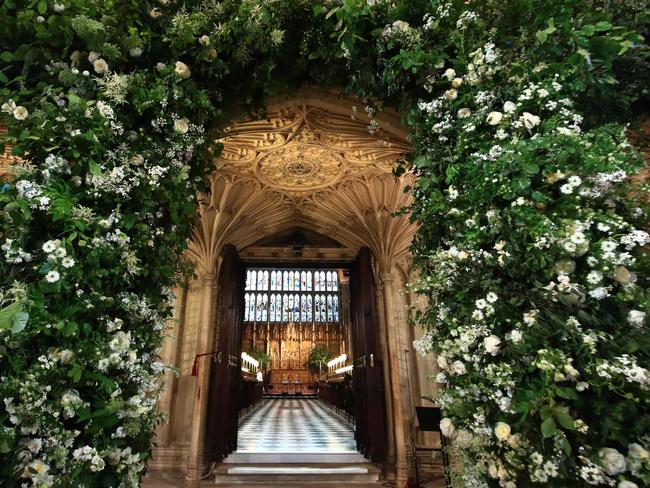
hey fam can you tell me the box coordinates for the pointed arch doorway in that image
[150,91,421,484]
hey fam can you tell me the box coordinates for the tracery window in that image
[244,267,340,323]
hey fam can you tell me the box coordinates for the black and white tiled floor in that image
[236,399,357,453]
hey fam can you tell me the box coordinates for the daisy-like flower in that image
[42,240,57,253]
[486,292,498,303]
[45,270,60,283]
[61,257,75,268]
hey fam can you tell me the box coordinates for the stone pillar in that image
[156,285,188,445]
[381,272,409,485]
[375,285,396,467]
[185,272,218,481]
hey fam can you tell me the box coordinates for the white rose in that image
[440,417,455,438]
[457,108,471,118]
[93,58,108,74]
[618,481,638,488]
[392,20,410,31]
[486,111,503,125]
[521,112,540,129]
[451,77,463,88]
[36,15,45,23]
[628,443,649,460]
[199,35,210,46]
[13,106,28,120]
[443,68,456,80]
[503,101,516,113]
[494,422,511,441]
[450,360,467,375]
[175,61,191,79]
[436,354,448,370]
[88,51,100,62]
[599,447,627,475]
[627,310,645,327]
[173,118,189,134]
[129,47,143,57]
[53,3,65,12]
[156,62,166,71]
[614,266,636,285]
[444,88,458,101]
[70,51,81,64]
[484,335,501,355]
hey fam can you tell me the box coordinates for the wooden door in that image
[205,244,245,462]
[350,247,387,462]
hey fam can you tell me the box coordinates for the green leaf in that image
[536,30,548,43]
[0,302,21,330]
[556,387,578,400]
[556,412,575,430]
[37,0,47,14]
[88,162,103,176]
[11,312,29,333]
[542,417,557,438]
[563,438,572,456]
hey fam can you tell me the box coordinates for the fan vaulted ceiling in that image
[186,92,417,273]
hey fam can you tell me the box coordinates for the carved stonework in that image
[187,94,418,274]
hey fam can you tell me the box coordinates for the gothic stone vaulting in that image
[149,93,440,483]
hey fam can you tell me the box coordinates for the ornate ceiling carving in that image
[187,94,417,274]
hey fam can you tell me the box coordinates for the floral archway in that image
[0,1,648,487]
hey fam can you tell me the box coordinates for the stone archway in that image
[149,91,432,484]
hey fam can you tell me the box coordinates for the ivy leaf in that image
[542,417,557,438]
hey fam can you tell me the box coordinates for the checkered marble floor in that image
[236,399,357,453]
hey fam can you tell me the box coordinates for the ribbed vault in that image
[186,93,417,274]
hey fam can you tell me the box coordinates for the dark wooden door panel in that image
[350,247,387,463]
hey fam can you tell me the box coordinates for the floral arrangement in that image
[0,0,647,487]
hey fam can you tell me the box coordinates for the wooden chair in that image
[412,406,452,488]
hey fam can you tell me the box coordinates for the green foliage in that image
[0,0,648,486]
[308,345,331,373]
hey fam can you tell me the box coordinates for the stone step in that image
[214,462,380,485]
[223,452,366,464]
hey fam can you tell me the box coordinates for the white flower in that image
[13,106,28,120]
[93,58,109,74]
[521,112,540,129]
[484,335,501,355]
[486,292,498,303]
[494,422,511,441]
[436,354,448,370]
[444,88,458,101]
[443,68,456,80]
[88,51,100,62]
[457,108,471,118]
[175,61,191,79]
[149,8,162,18]
[451,77,463,88]
[510,330,523,343]
[129,47,143,57]
[1,99,16,113]
[618,482,638,488]
[627,310,645,327]
[560,184,574,194]
[601,240,617,252]
[450,360,467,375]
[503,101,516,113]
[42,240,58,253]
[628,443,649,460]
[156,62,166,71]
[61,257,75,268]
[199,35,210,46]
[586,271,602,284]
[440,417,455,437]
[486,111,503,125]
[599,447,627,475]
[173,118,190,134]
[45,270,60,283]
[568,175,582,186]
[53,3,65,12]
[614,266,636,285]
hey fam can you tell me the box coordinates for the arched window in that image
[314,295,321,322]
[332,271,338,291]
[327,295,333,322]
[306,271,313,291]
[250,270,257,291]
[244,293,250,321]
[307,295,313,322]
[282,294,289,322]
[269,294,276,322]
[257,272,264,291]
[333,295,339,322]
[270,271,276,291]
[283,271,289,291]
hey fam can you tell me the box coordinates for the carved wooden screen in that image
[205,244,245,462]
[350,247,387,462]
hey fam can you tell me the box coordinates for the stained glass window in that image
[243,267,341,323]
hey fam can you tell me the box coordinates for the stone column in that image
[185,272,218,481]
[156,285,188,445]
[381,272,409,484]
[375,285,396,467]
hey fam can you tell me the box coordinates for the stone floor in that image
[235,398,357,454]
